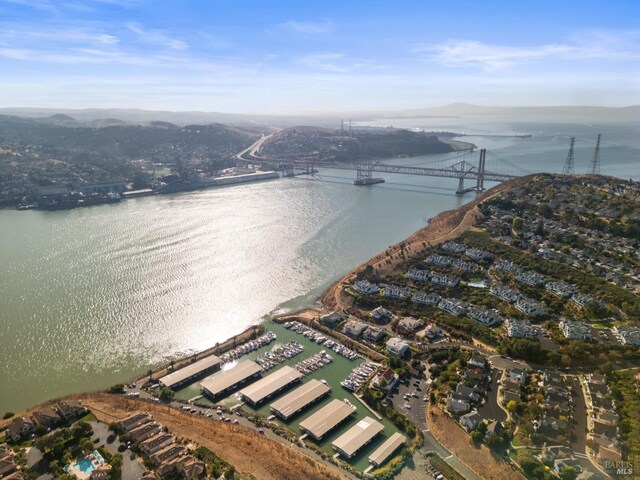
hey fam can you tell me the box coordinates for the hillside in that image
[260,126,454,162]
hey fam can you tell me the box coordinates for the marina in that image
[284,321,360,360]
[341,362,379,392]
[292,350,333,375]
[220,331,277,362]
[255,341,304,371]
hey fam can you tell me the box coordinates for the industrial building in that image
[368,432,406,467]
[332,416,384,459]
[269,379,331,420]
[159,355,222,390]
[299,399,356,441]
[240,365,303,406]
[200,360,262,399]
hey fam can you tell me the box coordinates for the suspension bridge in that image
[236,133,603,194]
[237,143,531,194]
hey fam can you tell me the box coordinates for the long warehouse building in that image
[299,399,356,441]
[159,355,222,390]
[270,379,331,420]
[240,365,303,406]
[368,432,406,467]
[200,360,262,399]
[332,416,384,459]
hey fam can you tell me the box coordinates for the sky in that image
[0,0,639,112]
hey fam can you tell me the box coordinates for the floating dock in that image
[239,365,303,406]
[159,355,222,390]
[299,399,356,441]
[270,379,331,420]
[200,360,262,399]
[332,416,384,459]
[368,432,406,467]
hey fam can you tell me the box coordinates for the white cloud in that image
[416,32,640,70]
[127,22,188,50]
[298,52,348,72]
[280,20,333,34]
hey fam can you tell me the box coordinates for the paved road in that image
[478,369,507,422]
[567,376,587,454]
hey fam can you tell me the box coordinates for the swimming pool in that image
[66,450,105,478]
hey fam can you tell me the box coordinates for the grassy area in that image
[79,412,97,423]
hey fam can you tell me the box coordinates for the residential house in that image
[438,299,466,317]
[431,273,460,288]
[386,337,409,357]
[140,434,175,455]
[343,320,368,337]
[353,280,380,295]
[129,422,162,444]
[468,355,486,369]
[505,319,536,338]
[150,444,187,466]
[56,400,88,424]
[467,306,502,327]
[486,420,503,437]
[460,411,482,431]
[406,268,431,282]
[515,297,546,317]
[508,368,528,386]
[370,307,393,323]
[446,396,471,415]
[559,320,592,340]
[371,368,398,391]
[515,271,546,287]
[411,291,441,306]
[442,242,467,253]
[397,316,425,332]
[363,326,385,344]
[0,458,17,478]
[425,254,451,267]
[465,248,489,260]
[5,417,34,442]
[32,408,61,428]
[490,285,521,303]
[383,285,410,300]
[318,311,344,326]
[117,412,152,433]
[546,281,578,298]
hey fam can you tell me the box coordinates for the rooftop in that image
[158,355,221,389]
[200,360,262,398]
[270,379,331,420]
[332,416,384,458]
[368,432,406,466]
[239,365,303,405]
[299,399,356,440]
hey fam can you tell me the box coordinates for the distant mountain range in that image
[0,104,637,128]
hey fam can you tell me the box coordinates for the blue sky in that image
[0,0,638,112]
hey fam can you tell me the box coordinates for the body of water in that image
[1,118,638,412]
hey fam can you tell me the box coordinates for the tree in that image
[559,466,578,480]
[109,384,125,394]
[512,216,524,234]
[80,438,94,455]
[470,430,483,445]
[2,412,14,420]
[159,388,175,401]
[506,400,518,414]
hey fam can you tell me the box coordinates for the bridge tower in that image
[355,160,372,183]
[589,134,602,175]
[562,137,576,175]
[476,148,487,191]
